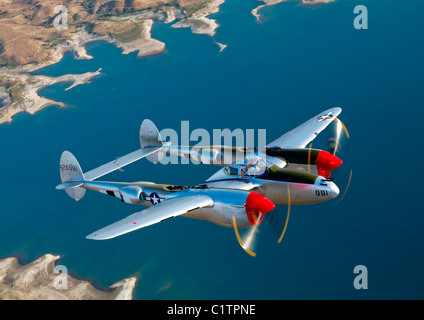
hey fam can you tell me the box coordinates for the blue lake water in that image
[1,0,423,299]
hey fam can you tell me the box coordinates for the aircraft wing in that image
[85,195,214,240]
[266,107,342,148]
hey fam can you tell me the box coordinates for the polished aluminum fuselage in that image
[97,175,339,229]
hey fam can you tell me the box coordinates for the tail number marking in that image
[60,164,77,172]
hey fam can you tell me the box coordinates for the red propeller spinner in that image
[316,150,343,178]
[245,192,275,226]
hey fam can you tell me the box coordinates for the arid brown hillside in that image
[0,0,209,66]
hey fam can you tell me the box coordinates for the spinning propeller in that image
[232,192,275,257]
[233,186,291,257]
[327,118,352,204]
[329,118,350,156]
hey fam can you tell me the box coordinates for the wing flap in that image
[86,195,214,240]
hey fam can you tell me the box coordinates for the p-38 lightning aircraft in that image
[56,108,347,256]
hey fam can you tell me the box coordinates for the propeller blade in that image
[307,143,313,173]
[265,185,292,244]
[232,193,275,257]
[277,185,291,244]
[232,216,257,257]
[335,169,353,204]
[336,118,350,138]
[329,118,350,155]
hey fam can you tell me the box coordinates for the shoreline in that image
[0,2,225,125]
[0,0,336,125]
[252,0,336,22]
[0,253,137,300]
[0,62,102,125]
[0,29,108,124]
[111,18,166,57]
[171,0,225,37]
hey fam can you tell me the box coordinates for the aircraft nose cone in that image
[261,197,276,214]
[316,151,343,178]
[329,182,340,198]
[245,192,275,226]
[246,192,276,215]
[330,155,343,168]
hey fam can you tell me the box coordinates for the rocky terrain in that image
[0,0,214,66]
[0,0,225,124]
[0,254,137,300]
[0,0,335,125]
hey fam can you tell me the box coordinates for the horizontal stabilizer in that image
[83,146,167,181]
[82,119,169,181]
[58,119,170,192]
[58,118,168,188]
[56,181,83,190]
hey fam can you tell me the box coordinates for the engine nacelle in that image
[180,189,276,228]
[265,147,343,178]
[118,186,144,204]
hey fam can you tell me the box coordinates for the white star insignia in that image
[151,194,160,205]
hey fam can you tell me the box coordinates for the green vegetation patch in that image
[185,18,209,29]
[182,0,211,16]
[111,22,144,43]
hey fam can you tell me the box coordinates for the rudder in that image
[140,119,164,164]
[59,151,86,201]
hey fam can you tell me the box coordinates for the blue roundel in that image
[148,192,161,205]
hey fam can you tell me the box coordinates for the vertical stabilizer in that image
[140,119,164,164]
[59,151,86,201]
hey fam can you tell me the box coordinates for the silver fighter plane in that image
[56,108,344,255]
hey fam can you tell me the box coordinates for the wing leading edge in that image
[266,107,342,149]
[86,195,214,240]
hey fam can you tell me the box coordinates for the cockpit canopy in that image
[223,155,270,178]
